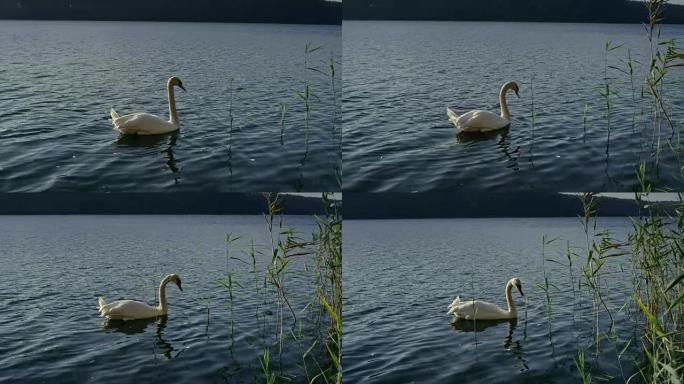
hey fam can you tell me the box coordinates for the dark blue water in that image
[0,21,341,192]
[0,215,332,383]
[343,21,684,192]
[344,217,643,383]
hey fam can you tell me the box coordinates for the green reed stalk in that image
[601,41,623,157]
[530,76,536,164]
[279,103,287,145]
[583,102,589,143]
[226,78,236,171]
[536,235,558,340]
[575,349,592,384]
[297,43,322,155]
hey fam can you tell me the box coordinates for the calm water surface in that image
[0,215,329,383]
[343,21,684,192]
[344,217,643,383]
[0,21,341,192]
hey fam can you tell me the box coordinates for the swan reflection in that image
[450,318,529,371]
[455,128,520,171]
[114,132,181,181]
[103,316,177,360]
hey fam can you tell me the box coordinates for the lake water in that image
[0,21,341,192]
[343,21,684,192]
[0,215,333,382]
[344,217,643,383]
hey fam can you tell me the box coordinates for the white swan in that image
[447,81,520,132]
[98,274,183,320]
[110,76,186,135]
[447,277,524,320]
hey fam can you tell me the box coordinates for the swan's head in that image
[168,76,186,92]
[509,277,523,296]
[166,273,183,292]
[505,81,520,98]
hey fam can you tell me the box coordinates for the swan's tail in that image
[110,108,119,121]
[446,107,460,124]
[447,296,461,315]
[98,297,107,315]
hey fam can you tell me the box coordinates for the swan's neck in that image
[505,283,517,315]
[167,83,179,125]
[158,277,170,315]
[499,86,511,121]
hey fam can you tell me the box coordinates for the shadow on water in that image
[455,128,520,171]
[114,132,181,182]
[103,316,159,335]
[114,132,178,149]
[103,316,178,360]
[450,317,517,333]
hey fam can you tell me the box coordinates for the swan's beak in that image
[517,286,524,296]
[176,281,183,292]
[515,90,520,98]
[179,84,186,92]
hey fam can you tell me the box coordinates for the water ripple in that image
[0,21,341,192]
[343,21,684,192]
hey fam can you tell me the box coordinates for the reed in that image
[536,235,558,340]
[627,187,683,383]
[296,43,323,155]
[226,77,237,173]
[215,193,341,383]
[280,103,287,145]
[600,41,623,156]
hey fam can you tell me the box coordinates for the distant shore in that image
[343,0,684,24]
[0,0,341,25]
[344,192,679,219]
[0,193,336,215]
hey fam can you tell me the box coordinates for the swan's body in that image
[447,81,520,132]
[98,274,183,321]
[447,278,524,320]
[111,76,185,136]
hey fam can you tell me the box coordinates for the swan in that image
[447,277,524,320]
[110,76,186,135]
[447,81,520,132]
[97,274,183,321]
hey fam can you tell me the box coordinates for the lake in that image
[0,21,341,192]
[343,21,684,192]
[343,217,643,383]
[0,215,336,382]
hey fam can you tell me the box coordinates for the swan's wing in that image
[112,113,177,135]
[446,107,460,125]
[447,296,461,313]
[449,298,477,316]
[455,110,509,132]
[100,299,158,320]
[98,297,107,313]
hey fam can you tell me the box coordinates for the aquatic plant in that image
[643,0,683,168]
[536,235,559,340]
[600,41,623,157]
[296,42,323,155]
[215,193,342,383]
[627,187,683,383]
[575,349,592,384]
[280,103,287,145]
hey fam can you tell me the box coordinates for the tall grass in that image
[215,193,342,383]
[627,188,683,382]
[643,0,683,168]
